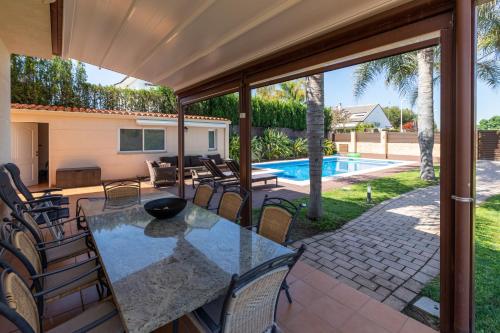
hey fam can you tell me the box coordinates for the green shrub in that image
[291,137,308,158]
[251,136,264,162]
[260,129,292,160]
[323,138,336,156]
[229,135,240,161]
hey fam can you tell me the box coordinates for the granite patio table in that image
[80,192,292,333]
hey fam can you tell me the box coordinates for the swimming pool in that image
[253,156,406,184]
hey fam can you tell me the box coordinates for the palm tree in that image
[353,2,499,180]
[279,79,306,103]
[305,73,324,219]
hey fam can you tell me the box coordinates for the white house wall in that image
[11,112,229,186]
[364,105,392,129]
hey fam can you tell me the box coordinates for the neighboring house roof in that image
[11,103,229,122]
[333,104,388,128]
[343,104,379,122]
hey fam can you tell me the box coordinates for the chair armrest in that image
[32,257,98,279]
[37,217,79,229]
[25,196,63,205]
[32,265,101,297]
[73,308,119,333]
[26,205,63,214]
[32,188,63,194]
[37,231,89,249]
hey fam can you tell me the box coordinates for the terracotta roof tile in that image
[11,103,229,122]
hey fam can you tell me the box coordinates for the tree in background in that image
[353,1,499,180]
[305,73,324,220]
[478,116,500,130]
[330,106,351,132]
[382,106,416,129]
[278,79,306,103]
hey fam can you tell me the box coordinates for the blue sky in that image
[85,63,498,127]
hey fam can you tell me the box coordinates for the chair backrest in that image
[10,230,43,276]
[0,264,41,333]
[217,187,249,223]
[224,160,240,179]
[145,160,156,182]
[193,182,214,209]
[0,170,28,214]
[200,158,225,178]
[102,179,141,200]
[3,163,34,201]
[257,196,302,245]
[219,245,305,333]
[10,210,44,245]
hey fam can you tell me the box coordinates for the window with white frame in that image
[119,128,166,152]
[208,129,217,150]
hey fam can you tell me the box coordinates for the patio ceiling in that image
[61,0,410,91]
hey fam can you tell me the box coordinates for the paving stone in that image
[303,258,321,269]
[316,251,336,262]
[358,287,385,301]
[386,267,411,280]
[334,258,354,270]
[413,272,433,284]
[319,266,340,278]
[403,279,424,293]
[382,259,405,271]
[393,287,418,303]
[375,286,391,298]
[372,276,398,291]
[336,275,361,289]
[351,266,374,280]
[383,295,407,311]
[333,266,356,279]
[353,276,378,291]
[317,258,337,270]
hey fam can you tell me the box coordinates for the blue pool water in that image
[253,156,402,181]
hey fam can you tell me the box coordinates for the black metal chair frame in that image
[225,159,278,188]
[3,162,69,206]
[102,179,141,200]
[192,245,306,333]
[0,261,116,333]
[0,227,106,317]
[0,170,67,239]
[214,186,250,224]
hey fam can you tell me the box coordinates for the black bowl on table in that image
[144,198,187,219]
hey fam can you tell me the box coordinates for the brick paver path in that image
[294,160,500,311]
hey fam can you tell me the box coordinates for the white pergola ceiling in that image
[62,0,410,91]
[0,0,52,58]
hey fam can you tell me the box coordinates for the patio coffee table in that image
[80,192,292,333]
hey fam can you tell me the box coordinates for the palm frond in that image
[353,61,385,98]
[477,58,500,88]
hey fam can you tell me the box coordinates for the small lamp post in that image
[367,183,372,204]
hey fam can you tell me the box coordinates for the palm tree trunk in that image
[305,73,324,219]
[416,48,436,180]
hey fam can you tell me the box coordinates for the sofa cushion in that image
[151,161,160,168]
[190,155,203,167]
[207,154,223,165]
[184,156,192,168]
[160,156,178,167]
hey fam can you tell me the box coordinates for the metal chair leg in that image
[282,280,292,304]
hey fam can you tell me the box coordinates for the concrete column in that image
[0,38,10,220]
[381,131,388,159]
[225,123,230,159]
[0,38,10,164]
[349,131,357,153]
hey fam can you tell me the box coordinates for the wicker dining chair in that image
[216,186,250,223]
[0,262,123,333]
[7,209,94,266]
[102,179,141,200]
[252,196,305,304]
[188,245,306,333]
[192,181,215,209]
[0,227,104,316]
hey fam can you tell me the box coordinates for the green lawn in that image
[420,195,500,333]
[253,167,440,240]
[294,167,439,233]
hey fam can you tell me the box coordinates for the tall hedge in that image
[187,94,332,131]
[11,55,332,131]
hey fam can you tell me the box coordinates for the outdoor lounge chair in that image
[188,245,306,333]
[225,159,278,187]
[214,186,250,223]
[0,262,122,333]
[0,227,105,316]
[146,160,177,188]
[199,158,238,190]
